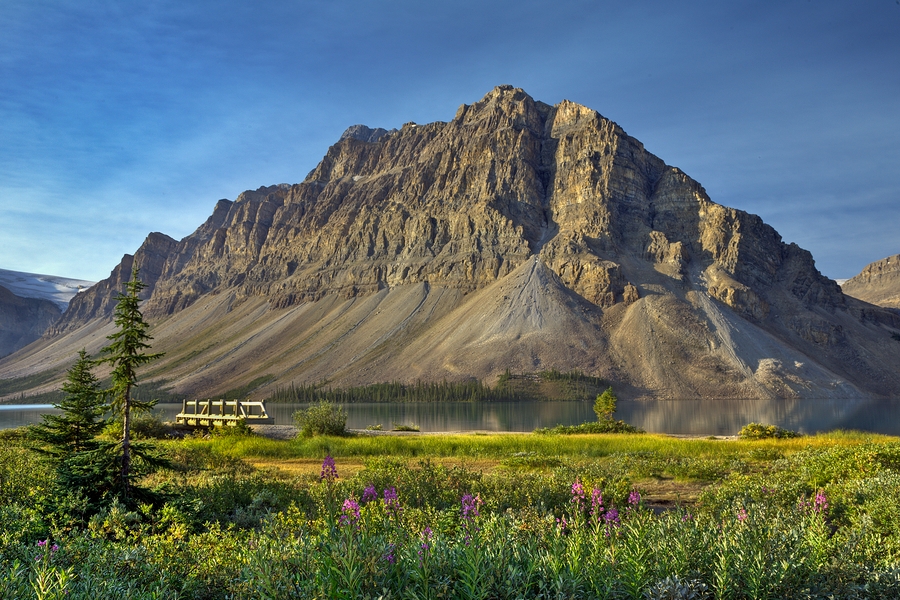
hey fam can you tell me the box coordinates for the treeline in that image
[268,380,520,403]
[267,369,604,403]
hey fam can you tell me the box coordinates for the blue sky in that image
[1,0,898,282]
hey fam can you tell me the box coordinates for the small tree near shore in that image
[97,266,164,503]
[593,386,617,422]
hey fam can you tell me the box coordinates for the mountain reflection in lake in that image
[2,398,898,435]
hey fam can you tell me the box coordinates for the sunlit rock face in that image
[842,254,900,310]
[7,86,900,401]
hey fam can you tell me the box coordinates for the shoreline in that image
[248,424,738,441]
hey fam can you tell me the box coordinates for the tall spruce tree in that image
[96,266,164,503]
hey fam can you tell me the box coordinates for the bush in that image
[102,413,172,440]
[534,420,643,435]
[293,401,347,437]
[738,422,801,440]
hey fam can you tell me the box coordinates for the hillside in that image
[2,86,898,401]
[841,254,900,309]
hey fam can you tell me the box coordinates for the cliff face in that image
[0,285,61,358]
[3,86,899,400]
[842,254,900,309]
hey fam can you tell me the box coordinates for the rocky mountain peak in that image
[4,87,898,401]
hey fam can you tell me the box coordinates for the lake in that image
[2,397,900,435]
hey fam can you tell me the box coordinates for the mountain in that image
[2,86,899,401]
[0,269,95,358]
[841,254,900,310]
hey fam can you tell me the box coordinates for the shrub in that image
[293,401,347,437]
[534,420,643,435]
[738,422,801,440]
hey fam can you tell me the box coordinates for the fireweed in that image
[5,437,900,598]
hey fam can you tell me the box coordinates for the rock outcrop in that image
[0,285,62,358]
[3,86,899,400]
[842,254,900,309]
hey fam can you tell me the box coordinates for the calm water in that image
[2,398,900,435]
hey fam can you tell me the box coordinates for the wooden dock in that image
[175,399,273,427]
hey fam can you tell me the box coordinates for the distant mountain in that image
[841,254,900,309]
[0,269,94,358]
[2,86,898,401]
[0,269,94,310]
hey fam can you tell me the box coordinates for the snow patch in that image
[0,268,96,310]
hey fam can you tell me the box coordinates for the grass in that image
[6,426,900,598]
[191,429,894,462]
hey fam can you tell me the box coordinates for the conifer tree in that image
[29,349,107,459]
[96,265,164,503]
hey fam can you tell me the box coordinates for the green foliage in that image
[209,418,255,437]
[593,386,617,421]
[95,266,166,505]
[5,432,900,596]
[392,422,420,432]
[268,369,605,403]
[738,422,801,440]
[101,413,171,440]
[534,420,644,435]
[29,349,107,457]
[0,369,62,397]
[293,401,347,437]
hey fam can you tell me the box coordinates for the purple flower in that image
[418,526,433,561]
[571,479,586,512]
[37,540,47,548]
[320,455,338,482]
[604,508,620,526]
[628,490,641,507]
[737,507,749,523]
[383,486,402,516]
[813,491,828,514]
[461,493,481,521]
[340,497,361,527]
[362,484,377,503]
[590,489,605,521]
[382,543,397,565]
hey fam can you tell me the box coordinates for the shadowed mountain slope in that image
[3,86,899,401]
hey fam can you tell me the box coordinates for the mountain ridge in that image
[2,86,898,401]
[841,254,900,310]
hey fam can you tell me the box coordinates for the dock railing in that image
[175,399,273,427]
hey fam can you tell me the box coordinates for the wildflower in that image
[569,479,586,513]
[340,497,361,527]
[418,526,433,563]
[382,543,397,565]
[628,490,641,507]
[813,490,828,514]
[737,507,748,523]
[461,493,481,521]
[590,488,604,521]
[604,507,620,526]
[362,484,377,503]
[384,486,401,516]
[320,455,338,482]
[603,508,620,537]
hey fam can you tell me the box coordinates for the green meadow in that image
[3,424,900,598]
